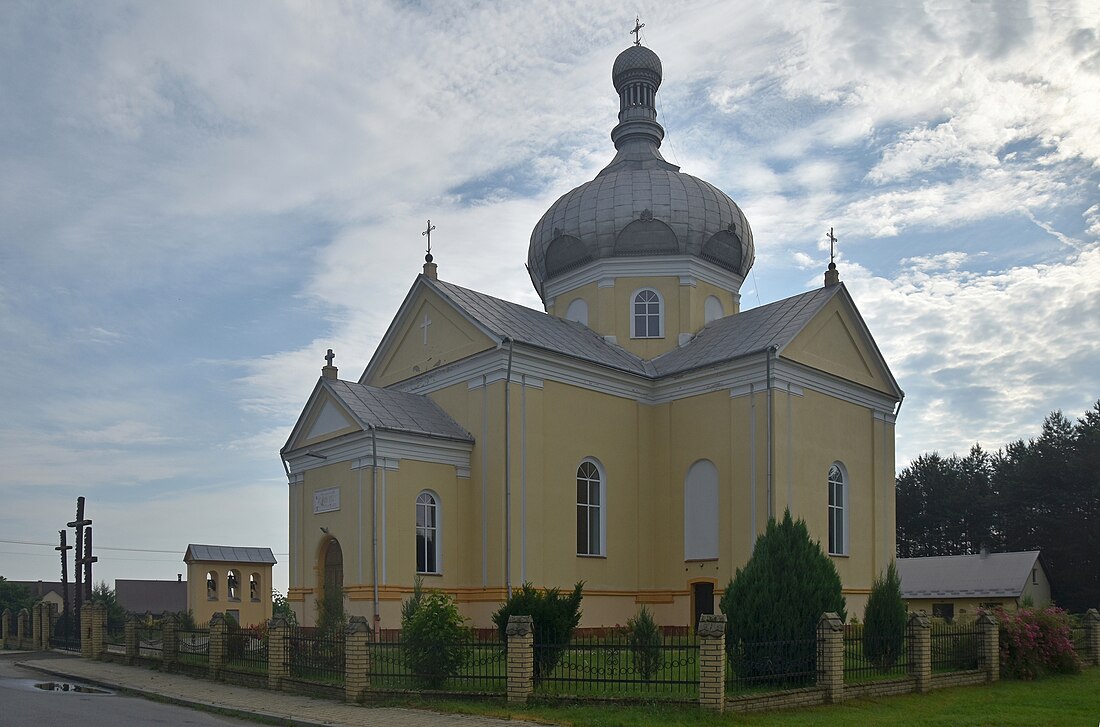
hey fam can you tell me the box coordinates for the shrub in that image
[995,606,1081,679]
[401,590,468,688]
[315,586,347,640]
[401,575,425,624]
[492,581,584,683]
[863,560,906,671]
[720,510,845,681]
[627,606,661,680]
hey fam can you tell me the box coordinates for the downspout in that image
[370,426,380,629]
[503,338,515,598]
[766,345,778,519]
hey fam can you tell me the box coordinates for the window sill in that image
[629,335,664,340]
[577,553,606,559]
[828,553,849,558]
[207,597,218,601]
[416,571,443,577]
[684,558,719,563]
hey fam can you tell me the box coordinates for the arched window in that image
[577,459,605,556]
[206,570,219,601]
[565,298,589,325]
[227,569,241,602]
[828,463,848,555]
[632,289,663,338]
[704,295,724,324]
[416,491,440,574]
[684,460,719,560]
[249,573,260,602]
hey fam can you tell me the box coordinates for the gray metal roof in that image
[896,551,1042,599]
[184,545,277,565]
[326,378,474,442]
[430,278,653,376]
[652,285,840,376]
[115,579,187,615]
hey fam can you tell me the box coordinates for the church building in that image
[281,42,903,629]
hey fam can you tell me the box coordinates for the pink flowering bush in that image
[992,606,1081,680]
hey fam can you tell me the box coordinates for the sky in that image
[1,1,1098,594]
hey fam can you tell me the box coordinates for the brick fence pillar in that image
[267,616,289,691]
[1086,609,1100,668]
[698,613,727,713]
[125,615,138,664]
[162,614,178,668]
[18,608,30,650]
[209,612,227,679]
[32,602,44,650]
[45,602,58,650]
[345,616,372,703]
[506,615,534,705]
[1,609,10,649]
[90,603,106,659]
[817,612,845,703]
[907,611,931,693]
[977,612,999,682]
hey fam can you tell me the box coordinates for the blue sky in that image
[2,1,1098,592]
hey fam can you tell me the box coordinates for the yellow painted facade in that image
[185,558,274,627]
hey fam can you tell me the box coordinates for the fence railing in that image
[843,624,909,682]
[177,623,210,665]
[1070,624,1087,657]
[930,622,981,672]
[725,637,818,694]
[286,627,344,685]
[534,628,699,699]
[226,629,268,675]
[136,626,163,659]
[368,629,506,692]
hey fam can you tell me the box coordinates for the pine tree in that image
[863,561,906,671]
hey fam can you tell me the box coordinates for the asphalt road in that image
[0,653,259,727]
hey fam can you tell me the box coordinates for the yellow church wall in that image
[185,560,274,627]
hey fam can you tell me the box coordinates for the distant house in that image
[115,577,187,616]
[184,544,277,626]
[896,550,1051,622]
[10,581,66,613]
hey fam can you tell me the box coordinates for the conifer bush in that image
[719,510,846,681]
[401,590,468,688]
[627,606,661,680]
[862,560,906,671]
[492,581,583,683]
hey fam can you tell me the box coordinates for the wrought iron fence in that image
[534,627,698,698]
[1069,623,1087,657]
[226,627,268,675]
[843,623,909,682]
[725,637,818,694]
[286,627,344,685]
[178,623,210,665]
[930,622,981,672]
[136,626,163,659]
[50,634,81,652]
[368,629,506,693]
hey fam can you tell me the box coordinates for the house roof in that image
[326,378,474,442]
[115,579,187,615]
[896,551,1042,599]
[184,545,277,565]
[10,581,65,600]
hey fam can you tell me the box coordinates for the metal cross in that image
[827,227,838,265]
[422,220,436,254]
[325,349,335,367]
[631,17,645,46]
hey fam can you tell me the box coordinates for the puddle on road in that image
[34,681,110,694]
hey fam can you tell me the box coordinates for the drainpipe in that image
[503,338,515,598]
[766,345,778,519]
[370,426,380,629]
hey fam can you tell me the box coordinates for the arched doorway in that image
[322,538,343,597]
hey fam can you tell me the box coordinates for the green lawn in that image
[411,667,1100,726]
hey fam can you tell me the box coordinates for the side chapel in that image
[282,41,903,628]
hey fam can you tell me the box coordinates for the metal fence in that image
[226,628,268,675]
[843,623,909,682]
[930,622,981,672]
[286,627,345,685]
[368,629,506,693]
[136,626,163,659]
[1069,623,1087,657]
[726,637,818,694]
[178,623,210,665]
[535,628,699,699]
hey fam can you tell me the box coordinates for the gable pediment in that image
[365,283,496,387]
[783,293,899,398]
[284,387,361,453]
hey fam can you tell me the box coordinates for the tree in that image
[492,581,583,683]
[401,589,468,688]
[90,581,127,635]
[627,606,661,680]
[271,589,297,626]
[720,510,845,680]
[314,585,347,639]
[0,577,36,615]
[862,561,906,671]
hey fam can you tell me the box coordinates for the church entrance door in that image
[691,582,714,628]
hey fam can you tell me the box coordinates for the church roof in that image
[651,284,841,376]
[326,378,474,442]
[896,551,1043,599]
[184,545,277,565]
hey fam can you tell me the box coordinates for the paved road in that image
[0,652,257,727]
[10,651,546,726]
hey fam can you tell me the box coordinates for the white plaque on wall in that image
[313,487,340,514]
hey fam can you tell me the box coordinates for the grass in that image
[402,666,1100,726]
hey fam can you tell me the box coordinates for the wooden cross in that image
[827,227,838,264]
[420,312,432,345]
[56,530,72,641]
[631,17,645,46]
[422,220,436,254]
[325,349,335,367]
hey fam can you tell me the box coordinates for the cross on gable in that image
[325,349,335,367]
[827,227,838,264]
[422,220,436,253]
[420,311,432,345]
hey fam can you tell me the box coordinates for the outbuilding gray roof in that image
[115,579,187,615]
[184,545,277,565]
[326,378,474,442]
[896,551,1042,599]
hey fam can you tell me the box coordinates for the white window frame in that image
[416,490,442,574]
[828,462,849,556]
[576,458,606,557]
[631,288,663,339]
